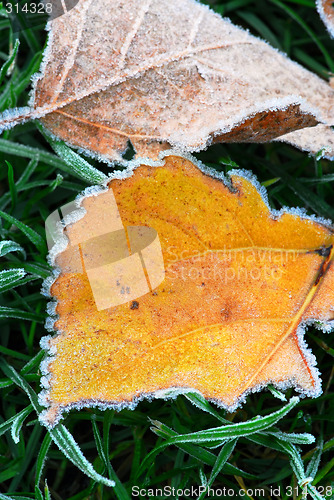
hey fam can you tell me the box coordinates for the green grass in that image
[0,0,334,499]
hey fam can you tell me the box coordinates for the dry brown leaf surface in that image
[1,0,334,160]
[41,155,334,426]
[317,0,334,38]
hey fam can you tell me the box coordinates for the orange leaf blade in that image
[40,155,334,427]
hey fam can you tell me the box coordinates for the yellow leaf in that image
[40,155,334,427]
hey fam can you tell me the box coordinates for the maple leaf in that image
[40,154,334,427]
[1,0,334,161]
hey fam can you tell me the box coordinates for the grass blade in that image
[35,433,52,492]
[10,405,33,444]
[0,39,19,85]
[151,397,300,444]
[0,268,26,292]
[0,210,46,253]
[306,440,323,478]
[198,439,237,500]
[140,398,299,476]
[92,418,130,499]
[0,306,45,322]
[184,391,230,423]
[50,425,115,488]
[0,359,116,489]
[0,405,31,439]
[5,160,17,210]
[0,240,26,258]
[41,132,107,184]
[266,430,315,445]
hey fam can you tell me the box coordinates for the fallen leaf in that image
[1,0,334,161]
[317,0,334,38]
[40,154,334,427]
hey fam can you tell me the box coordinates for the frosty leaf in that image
[41,155,334,426]
[0,0,334,160]
[317,0,334,38]
[276,123,334,160]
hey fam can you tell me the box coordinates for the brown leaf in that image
[40,154,334,427]
[1,0,334,161]
[317,0,334,38]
